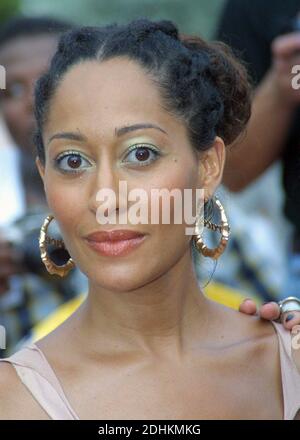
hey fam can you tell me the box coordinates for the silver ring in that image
[278,296,300,318]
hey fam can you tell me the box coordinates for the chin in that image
[93,278,148,293]
[86,264,154,293]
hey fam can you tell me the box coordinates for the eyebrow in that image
[47,123,168,145]
[115,123,167,137]
[47,132,86,145]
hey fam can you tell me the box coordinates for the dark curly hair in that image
[34,17,252,164]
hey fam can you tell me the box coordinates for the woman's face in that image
[36,57,225,291]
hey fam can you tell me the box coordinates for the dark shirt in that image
[216,0,300,235]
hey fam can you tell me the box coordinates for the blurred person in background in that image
[0,16,87,357]
[203,0,300,301]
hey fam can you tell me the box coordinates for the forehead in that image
[0,35,58,75]
[45,57,178,136]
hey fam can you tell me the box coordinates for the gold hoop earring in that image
[39,214,75,277]
[193,196,230,260]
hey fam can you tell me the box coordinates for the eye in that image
[54,151,93,173]
[123,144,161,167]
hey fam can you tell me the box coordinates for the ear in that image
[35,156,45,183]
[197,136,226,200]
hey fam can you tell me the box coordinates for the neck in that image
[75,250,211,360]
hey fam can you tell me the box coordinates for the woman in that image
[0,18,300,420]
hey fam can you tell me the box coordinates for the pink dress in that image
[0,321,300,420]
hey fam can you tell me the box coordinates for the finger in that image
[239,298,257,315]
[281,310,300,330]
[259,302,281,321]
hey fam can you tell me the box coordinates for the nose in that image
[88,157,124,225]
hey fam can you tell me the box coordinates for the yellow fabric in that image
[204,282,261,310]
[32,293,87,342]
[31,283,261,343]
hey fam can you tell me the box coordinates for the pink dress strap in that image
[271,321,300,420]
[0,343,79,420]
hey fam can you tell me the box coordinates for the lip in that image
[84,229,147,257]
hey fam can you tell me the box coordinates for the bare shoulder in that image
[207,300,283,418]
[34,307,85,374]
[208,298,280,347]
[0,361,49,420]
[221,301,281,368]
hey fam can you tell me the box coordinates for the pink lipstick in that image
[84,230,147,257]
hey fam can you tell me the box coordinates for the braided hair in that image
[34,17,251,165]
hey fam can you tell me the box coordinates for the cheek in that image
[43,171,88,237]
[140,157,198,223]
[137,159,197,255]
[135,159,197,207]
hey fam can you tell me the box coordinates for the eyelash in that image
[53,144,161,174]
[122,144,161,167]
[54,150,92,174]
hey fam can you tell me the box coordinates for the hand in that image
[270,31,300,108]
[0,238,24,295]
[240,298,300,372]
[239,298,300,330]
